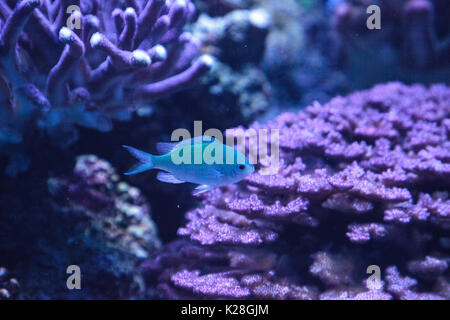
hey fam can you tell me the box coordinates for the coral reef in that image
[143,82,450,299]
[0,0,449,301]
[0,266,20,300]
[0,154,160,299]
[0,0,212,175]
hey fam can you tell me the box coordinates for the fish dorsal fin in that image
[156,172,185,184]
[156,135,216,155]
[193,184,215,195]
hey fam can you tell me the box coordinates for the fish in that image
[122,136,255,195]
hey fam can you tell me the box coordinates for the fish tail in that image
[122,145,155,175]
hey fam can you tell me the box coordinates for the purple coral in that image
[144,82,450,299]
[0,0,212,175]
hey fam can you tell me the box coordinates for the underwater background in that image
[0,0,449,300]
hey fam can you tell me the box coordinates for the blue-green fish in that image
[122,136,254,195]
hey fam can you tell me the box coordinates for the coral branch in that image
[137,0,165,45]
[133,54,213,102]
[0,0,40,55]
[119,7,137,50]
[46,27,84,106]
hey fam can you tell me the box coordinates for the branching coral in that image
[143,82,450,299]
[0,0,213,175]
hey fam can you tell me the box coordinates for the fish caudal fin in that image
[122,145,154,175]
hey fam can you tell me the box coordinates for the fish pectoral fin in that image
[156,172,185,184]
[193,184,215,195]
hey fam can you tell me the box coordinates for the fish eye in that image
[239,165,245,170]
